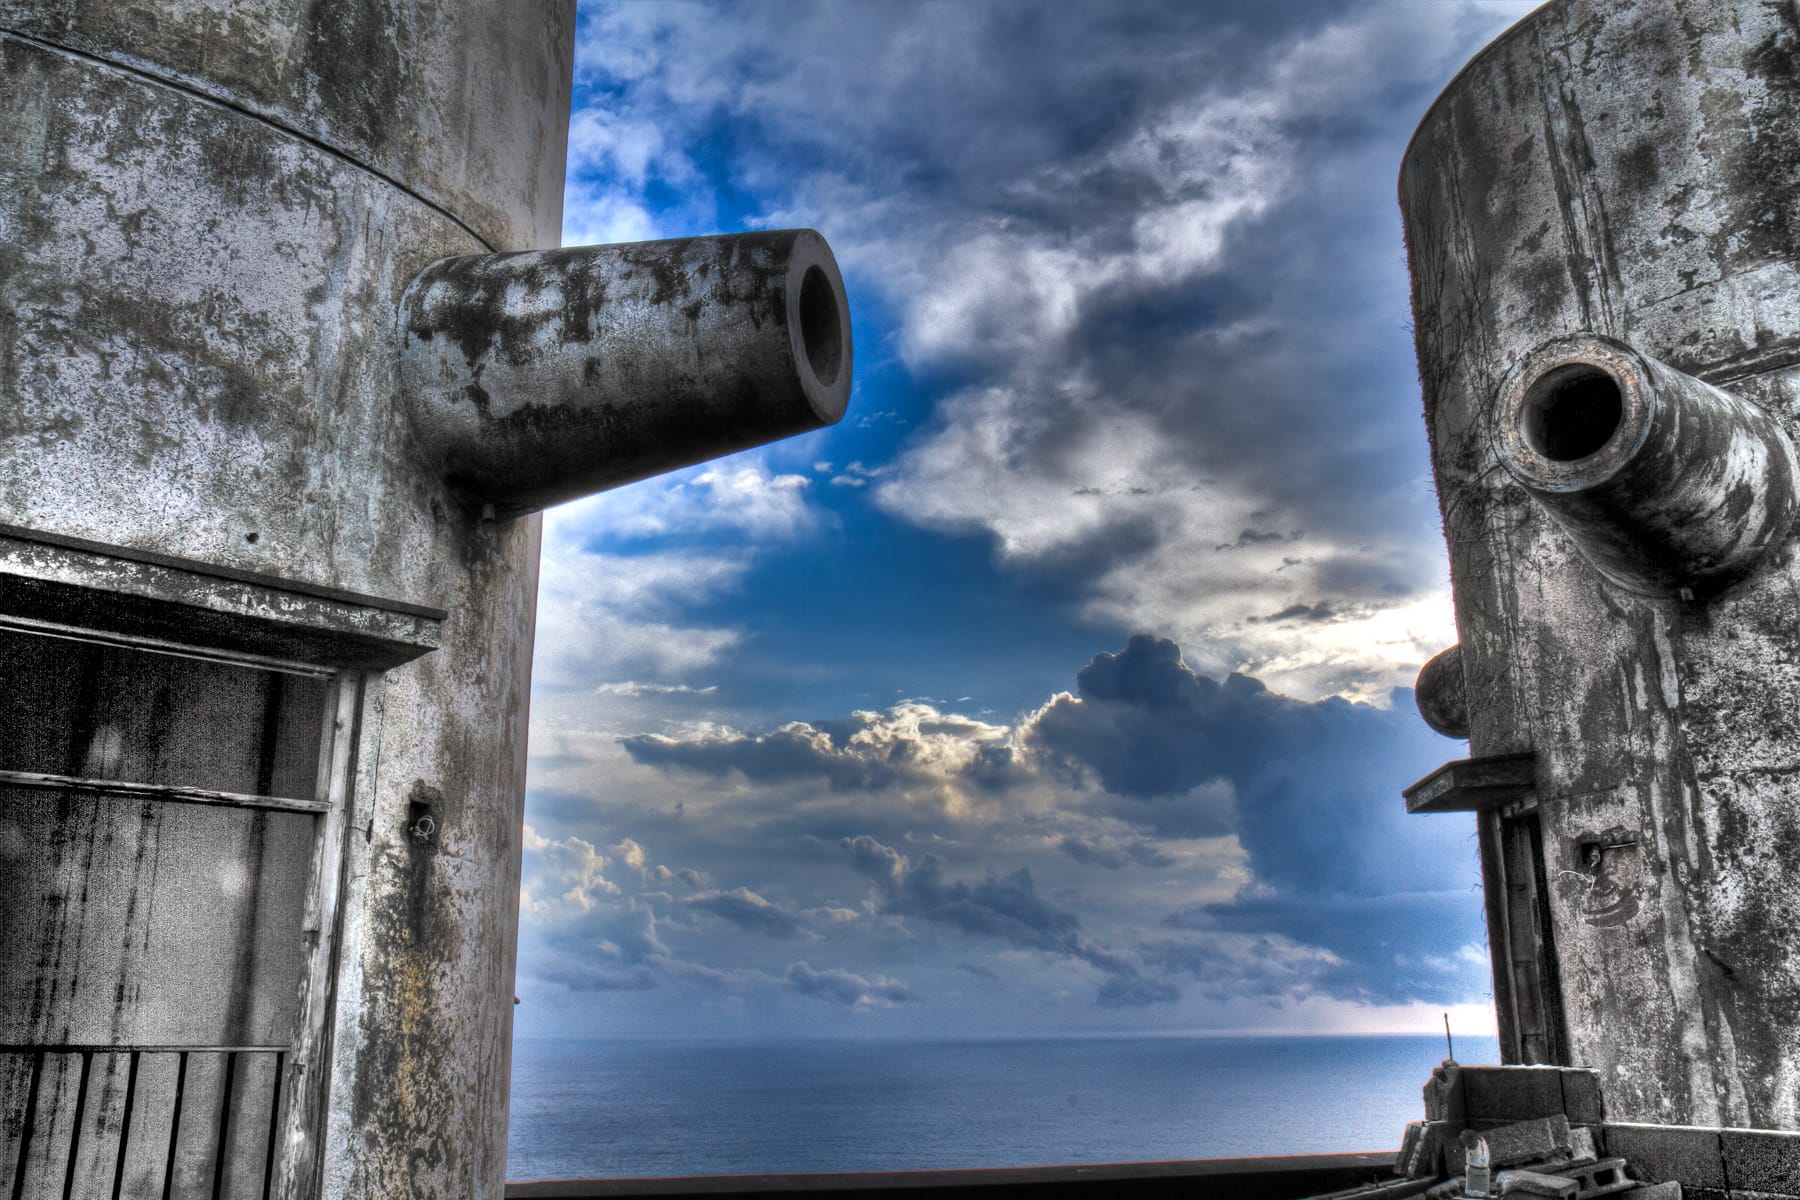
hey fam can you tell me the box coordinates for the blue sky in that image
[514,0,1537,1041]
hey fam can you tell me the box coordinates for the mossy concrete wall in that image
[0,3,573,1195]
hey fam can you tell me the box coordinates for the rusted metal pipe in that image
[398,228,852,515]
[1493,333,1798,596]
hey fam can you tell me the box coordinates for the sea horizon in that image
[506,1031,1502,1183]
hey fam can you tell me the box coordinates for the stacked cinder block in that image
[1308,1063,1677,1200]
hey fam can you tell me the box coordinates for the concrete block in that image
[1411,1122,1460,1178]
[1545,1157,1631,1196]
[1485,1116,1572,1169]
[1494,1169,1577,1197]
[1720,1128,1800,1195]
[1567,1126,1598,1166]
[1614,1185,1680,1200]
[1427,1060,1467,1123]
[1463,1068,1567,1123]
[1559,1070,1605,1126]
[1602,1124,1725,1190]
[1398,1121,1427,1176]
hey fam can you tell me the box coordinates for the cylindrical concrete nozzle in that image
[1493,333,1798,596]
[1414,644,1469,739]
[398,229,852,516]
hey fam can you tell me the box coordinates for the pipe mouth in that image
[1521,364,1623,462]
[1495,334,1653,494]
[786,230,853,424]
[799,265,842,387]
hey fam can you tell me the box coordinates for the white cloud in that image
[559,459,820,543]
[531,458,826,704]
[521,826,621,917]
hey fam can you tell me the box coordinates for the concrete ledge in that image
[505,1151,1397,1199]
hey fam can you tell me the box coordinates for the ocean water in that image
[505,1033,1501,1183]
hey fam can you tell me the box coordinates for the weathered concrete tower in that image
[0,4,850,1198]
[1403,0,1800,1132]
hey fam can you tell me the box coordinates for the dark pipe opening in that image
[799,265,841,387]
[1523,365,1623,462]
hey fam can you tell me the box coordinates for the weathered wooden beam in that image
[1402,754,1536,815]
[0,769,330,815]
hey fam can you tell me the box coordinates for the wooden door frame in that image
[0,616,366,1198]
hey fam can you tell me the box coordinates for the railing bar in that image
[0,614,339,677]
[210,1052,236,1200]
[112,1050,140,1200]
[0,1045,288,1055]
[60,1050,93,1200]
[0,771,327,814]
[261,1052,284,1200]
[161,1052,188,1200]
[11,1050,44,1200]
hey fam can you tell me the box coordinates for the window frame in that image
[0,525,439,1200]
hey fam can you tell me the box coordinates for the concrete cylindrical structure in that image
[1403,0,1800,1130]
[0,3,851,1196]
[400,230,852,515]
[0,5,573,1196]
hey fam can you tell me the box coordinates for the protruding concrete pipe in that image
[1415,644,1470,739]
[1493,333,1799,596]
[398,228,852,515]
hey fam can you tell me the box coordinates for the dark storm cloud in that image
[839,834,1166,1002]
[686,887,805,938]
[840,834,1117,969]
[1011,635,1488,1002]
[785,961,916,1008]
[1024,636,1469,892]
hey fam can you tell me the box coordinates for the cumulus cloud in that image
[621,703,1016,815]
[586,464,820,544]
[597,635,1486,1014]
[533,513,745,694]
[521,826,621,916]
